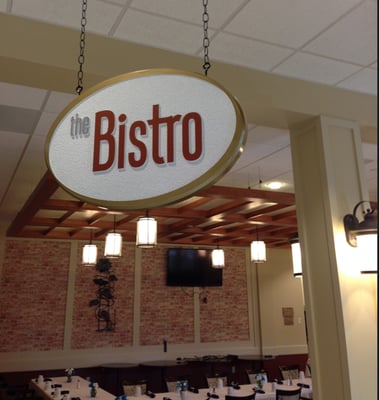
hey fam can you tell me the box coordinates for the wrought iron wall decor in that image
[89,258,117,331]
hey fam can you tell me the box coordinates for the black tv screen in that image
[166,248,222,287]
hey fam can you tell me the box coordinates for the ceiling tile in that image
[337,68,377,95]
[211,33,293,71]
[0,82,47,110]
[218,148,294,193]
[229,147,292,183]
[0,105,41,134]
[247,126,290,147]
[44,91,76,113]
[130,0,246,29]
[0,130,29,201]
[34,111,59,138]
[231,126,291,175]
[242,147,293,175]
[107,0,130,5]
[12,0,122,35]
[0,0,7,12]
[0,135,47,224]
[17,134,47,176]
[114,9,206,54]
[205,121,294,190]
[273,52,361,86]
[304,1,377,65]
[223,0,362,48]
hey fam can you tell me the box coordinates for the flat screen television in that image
[166,248,222,287]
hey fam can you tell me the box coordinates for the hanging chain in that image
[76,0,88,95]
[202,0,211,76]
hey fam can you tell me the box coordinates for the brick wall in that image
[140,247,195,345]
[200,248,249,342]
[0,240,70,351]
[0,240,251,351]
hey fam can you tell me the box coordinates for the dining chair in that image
[3,384,37,400]
[279,365,300,380]
[122,379,147,396]
[246,370,268,384]
[275,387,302,400]
[165,377,189,392]
[205,375,227,389]
[226,393,256,400]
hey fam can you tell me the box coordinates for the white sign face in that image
[46,69,246,210]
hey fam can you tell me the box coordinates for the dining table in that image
[126,379,313,400]
[128,378,313,400]
[30,376,116,400]
[30,376,313,400]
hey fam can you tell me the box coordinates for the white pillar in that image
[290,116,377,400]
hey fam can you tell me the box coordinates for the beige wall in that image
[258,248,307,353]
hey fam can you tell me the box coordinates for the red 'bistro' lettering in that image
[93,104,203,172]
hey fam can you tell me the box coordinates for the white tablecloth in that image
[30,376,115,400]
[127,380,312,400]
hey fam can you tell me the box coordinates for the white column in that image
[290,116,377,400]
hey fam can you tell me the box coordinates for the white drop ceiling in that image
[0,0,377,243]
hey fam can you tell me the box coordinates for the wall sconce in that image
[343,201,377,273]
[104,215,122,258]
[211,243,225,268]
[82,229,97,266]
[251,228,266,263]
[136,210,157,248]
[289,233,302,277]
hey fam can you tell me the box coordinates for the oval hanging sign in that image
[45,69,247,210]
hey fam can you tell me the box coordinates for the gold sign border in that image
[45,68,247,210]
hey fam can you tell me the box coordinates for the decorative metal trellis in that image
[89,258,117,332]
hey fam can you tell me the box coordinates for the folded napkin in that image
[206,393,219,399]
[163,397,172,400]
[232,384,240,390]
[253,389,265,394]
[146,391,156,398]
[297,383,310,389]
[188,387,199,393]
[61,390,70,395]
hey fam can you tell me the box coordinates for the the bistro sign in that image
[46,69,247,209]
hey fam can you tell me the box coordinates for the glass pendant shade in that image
[251,240,266,263]
[291,241,302,277]
[104,232,122,258]
[357,233,377,273]
[82,244,97,265]
[136,217,157,248]
[211,248,225,268]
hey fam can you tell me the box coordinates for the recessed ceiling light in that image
[266,181,283,190]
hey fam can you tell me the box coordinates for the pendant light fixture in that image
[82,229,97,265]
[104,215,122,258]
[211,243,225,268]
[289,233,302,277]
[136,210,157,248]
[251,228,266,263]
